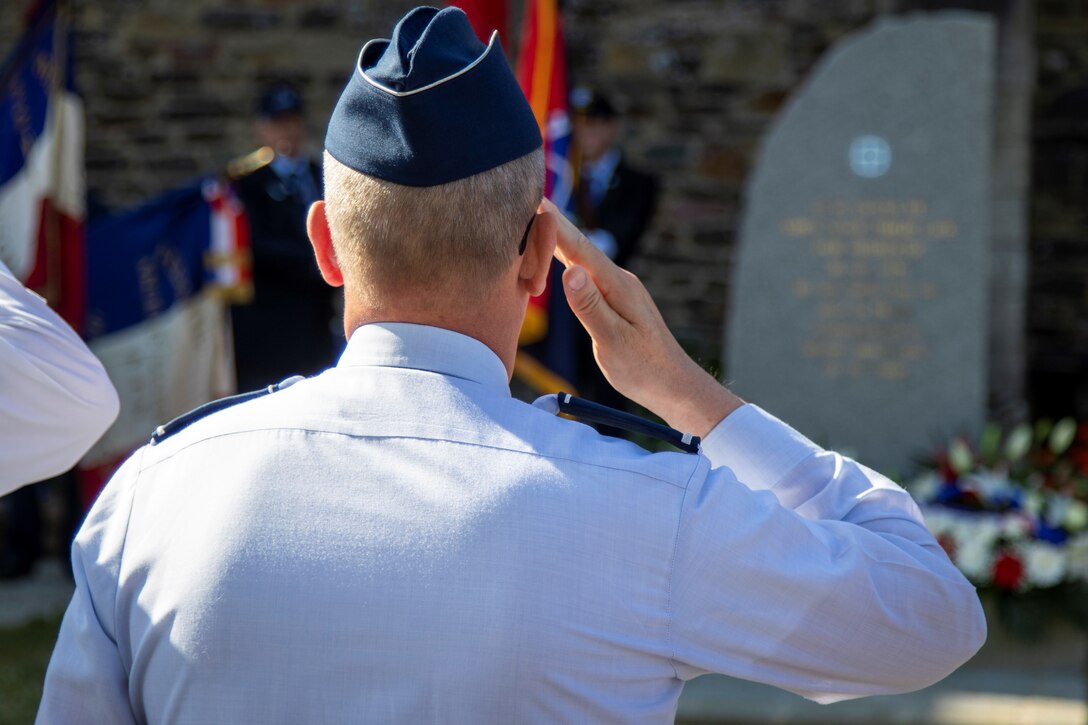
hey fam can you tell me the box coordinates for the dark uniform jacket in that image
[231,161,338,391]
[573,156,658,406]
[577,155,658,270]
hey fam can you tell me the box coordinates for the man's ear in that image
[518,208,557,297]
[307,200,344,287]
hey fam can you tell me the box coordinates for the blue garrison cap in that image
[325,6,542,187]
[259,82,304,118]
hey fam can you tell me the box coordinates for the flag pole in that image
[43,0,67,318]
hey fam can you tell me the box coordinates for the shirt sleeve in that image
[0,259,120,495]
[37,453,140,725]
[668,404,987,703]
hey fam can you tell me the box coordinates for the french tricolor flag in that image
[77,178,249,506]
[450,1,579,393]
[2,1,251,506]
[516,0,579,390]
[0,0,85,330]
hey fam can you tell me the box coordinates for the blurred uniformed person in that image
[569,87,658,413]
[230,82,338,391]
[570,87,657,270]
[39,7,985,723]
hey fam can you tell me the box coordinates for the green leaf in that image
[1023,490,1044,516]
[1034,418,1053,445]
[979,423,1001,462]
[1005,424,1032,461]
[1049,417,1077,456]
[949,438,974,474]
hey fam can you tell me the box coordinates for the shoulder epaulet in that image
[225,146,275,181]
[544,392,701,454]
[149,375,305,446]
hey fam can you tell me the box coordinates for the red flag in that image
[0,0,86,330]
[513,0,579,391]
[448,1,509,43]
[516,0,568,157]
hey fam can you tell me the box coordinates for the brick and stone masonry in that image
[1,0,1084,423]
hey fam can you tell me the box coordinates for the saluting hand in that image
[540,199,743,438]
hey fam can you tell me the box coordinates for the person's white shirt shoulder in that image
[0,259,119,495]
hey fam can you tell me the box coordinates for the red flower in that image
[934,452,957,482]
[959,490,982,509]
[1071,425,1088,475]
[936,533,957,560]
[993,550,1024,590]
[1069,424,1088,460]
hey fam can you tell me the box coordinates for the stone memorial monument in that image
[726,13,996,475]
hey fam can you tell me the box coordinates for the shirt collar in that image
[270,154,309,179]
[583,147,621,184]
[337,322,510,396]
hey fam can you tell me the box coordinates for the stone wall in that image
[0,0,421,210]
[563,0,897,368]
[2,0,1084,419]
[0,0,893,369]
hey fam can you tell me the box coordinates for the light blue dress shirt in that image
[1,259,119,494]
[269,154,319,206]
[582,147,621,206]
[38,323,985,724]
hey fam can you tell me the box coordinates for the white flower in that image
[949,519,976,547]
[955,538,994,585]
[910,472,941,503]
[1067,533,1088,583]
[1064,500,1088,532]
[975,515,1001,544]
[1020,541,1068,589]
[1045,494,1070,529]
[964,471,1014,501]
[920,507,956,537]
[1000,512,1032,541]
[1022,490,1044,517]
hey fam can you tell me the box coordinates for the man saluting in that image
[39,6,984,723]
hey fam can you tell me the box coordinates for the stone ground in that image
[5,558,1085,725]
[676,669,1086,724]
[0,559,73,630]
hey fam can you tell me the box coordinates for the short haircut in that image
[323,149,545,304]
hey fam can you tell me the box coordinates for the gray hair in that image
[323,149,545,303]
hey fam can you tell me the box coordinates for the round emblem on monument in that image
[848,135,892,178]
